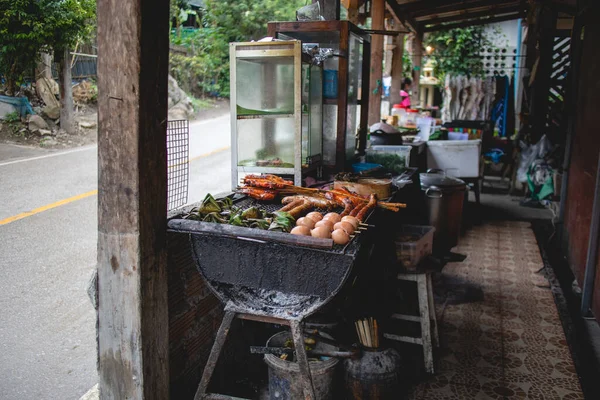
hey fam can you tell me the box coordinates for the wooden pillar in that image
[389,33,405,107]
[368,0,385,125]
[97,0,170,398]
[531,2,557,141]
[411,31,423,108]
[315,0,341,20]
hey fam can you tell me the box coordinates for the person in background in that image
[400,77,413,108]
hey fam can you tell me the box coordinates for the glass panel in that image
[236,57,294,115]
[237,118,295,168]
[346,33,363,160]
[309,65,323,160]
[322,105,337,166]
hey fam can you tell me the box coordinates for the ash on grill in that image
[167,185,397,400]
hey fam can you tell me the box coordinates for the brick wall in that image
[167,231,223,399]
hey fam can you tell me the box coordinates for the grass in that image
[190,96,214,112]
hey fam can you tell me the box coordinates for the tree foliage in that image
[423,25,493,82]
[170,0,306,97]
[0,0,95,93]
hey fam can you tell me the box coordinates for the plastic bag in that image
[517,135,552,183]
[296,2,324,21]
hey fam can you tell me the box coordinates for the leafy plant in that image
[424,25,494,83]
[0,0,96,93]
[169,0,305,98]
[3,111,20,124]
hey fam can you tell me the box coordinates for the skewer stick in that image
[355,321,365,346]
[374,319,379,348]
[359,320,368,347]
[363,320,372,348]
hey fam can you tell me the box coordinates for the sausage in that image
[339,198,354,217]
[349,203,365,217]
[282,195,336,210]
[288,200,312,218]
[280,199,304,212]
[357,194,377,221]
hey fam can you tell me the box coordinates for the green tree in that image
[170,0,305,97]
[424,25,493,83]
[42,0,96,134]
[0,0,95,133]
[0,0,50,95]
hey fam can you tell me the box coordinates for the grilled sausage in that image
[357,194,377,221]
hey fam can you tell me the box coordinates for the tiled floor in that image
[410,221,584,399]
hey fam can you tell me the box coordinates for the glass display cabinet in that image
[268,21,371,172]
[230,41,323,188]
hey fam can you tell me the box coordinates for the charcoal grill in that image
[168,195,375,400]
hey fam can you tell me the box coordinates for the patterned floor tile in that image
[419,221,583,399]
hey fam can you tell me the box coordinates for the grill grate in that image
[167,120,189,211]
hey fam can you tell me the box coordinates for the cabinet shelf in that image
[237,113,294,120]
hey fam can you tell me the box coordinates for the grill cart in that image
[168,194,378,400]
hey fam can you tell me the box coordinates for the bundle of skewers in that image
[237,174,406,215]
[355,318,379,349]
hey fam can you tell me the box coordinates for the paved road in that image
[0,115,231,399]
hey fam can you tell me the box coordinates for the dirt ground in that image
[0,105,98,149]
[0,99,229,149]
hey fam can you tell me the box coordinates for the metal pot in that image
[420,171,467,252]
[370,131,404,146]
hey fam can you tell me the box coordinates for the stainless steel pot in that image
[420,171,467,252]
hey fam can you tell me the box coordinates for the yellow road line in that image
[1,146,230,226]
[0,190,98,226]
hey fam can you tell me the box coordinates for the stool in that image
[384,271,439,374]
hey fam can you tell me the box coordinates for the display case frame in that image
[268,20,371,172]
[230,40,323,188]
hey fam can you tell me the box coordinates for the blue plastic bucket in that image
[352,163,382,173]
[323,70,338,99]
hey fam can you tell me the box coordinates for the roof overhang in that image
[384,0,574,33]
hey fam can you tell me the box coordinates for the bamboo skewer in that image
[355,318,380,349]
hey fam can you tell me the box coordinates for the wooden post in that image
[389,33,405,107]
[97,0,170,398]
[368,0,385,125]
[531,3,557,141]
[411,31,423,108]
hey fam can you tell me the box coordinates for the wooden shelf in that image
[323,98,338,105]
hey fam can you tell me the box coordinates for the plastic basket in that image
[395,225,435,269]
[365,145,412,175]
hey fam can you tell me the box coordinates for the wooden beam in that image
[409,0,521,19]
[420,4,526,26]
[423,12,524,32]
[386,0,420,33]
[368,0,386,125]
[97,0,169,398]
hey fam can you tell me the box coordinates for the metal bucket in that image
[264,331,339,400]
[420,171,467,252]
[343,347,401,400]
